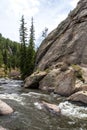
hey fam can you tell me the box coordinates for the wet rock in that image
[67,91,87,104]
[42,101,61,115]
[0,100,13,115]
[24,71,47,88]
[0,126,7,130]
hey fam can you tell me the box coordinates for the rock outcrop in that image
[35,0,87,70]
[24,0,87,103]
[0,100,13,115]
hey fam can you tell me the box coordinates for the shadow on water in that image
[0,78,87,130]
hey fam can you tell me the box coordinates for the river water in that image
[0,78,87,130]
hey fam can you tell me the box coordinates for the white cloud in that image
[8,0,40,17]
[0,0,79,44]
[70,0,79,8]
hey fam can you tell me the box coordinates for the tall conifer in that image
[19,15,27,78]
[26,17,35,76]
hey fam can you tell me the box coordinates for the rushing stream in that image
[0,78,87,130]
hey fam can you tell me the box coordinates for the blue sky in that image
[0,0,79,45]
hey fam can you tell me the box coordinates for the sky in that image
[0,0,79,46]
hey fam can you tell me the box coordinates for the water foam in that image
[34,102,42,110]
[59,101,87,118]
[0,93,25,105]
[22,92,48,97]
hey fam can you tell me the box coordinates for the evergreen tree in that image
[0,33,3,67]
[3,40,8,75]
[19,15,27,78]
[26,17,36,76]
[0,50,3,67]
[0,33,21,77]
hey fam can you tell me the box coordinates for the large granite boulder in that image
[35,0,87,71]
[39,68,76,96]
[24,71,47,88]
[39,68,60,92]
[54,69,76,96]
[0,100,13,115]
[67,91,87,104]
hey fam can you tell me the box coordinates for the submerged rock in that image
[42,101,61,115]
[0,100,13,115]
[67,91,87,104]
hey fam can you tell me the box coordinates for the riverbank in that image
[0,67,21,80]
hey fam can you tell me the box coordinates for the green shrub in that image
[72,64,85,83]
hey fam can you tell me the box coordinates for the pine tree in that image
[26,17,36,76]
[3,40,8,75]
[19,15,27,78]
[0,33,20,77]
[0,34,3,67]
[0,50,3,67]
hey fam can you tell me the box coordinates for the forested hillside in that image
[0,33,20,76]
[0,16,36,79]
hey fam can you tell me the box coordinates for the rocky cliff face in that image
[35,0,87,70]
[24,0,87,104]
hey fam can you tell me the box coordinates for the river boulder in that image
[0,126,7,130]
[39,68,76,96]
[67,91,87,104]
[54,69,76,96]
[42,101,61,115]
[39,68,60,92]
[24,71,47,88]
[0,100,13,115]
